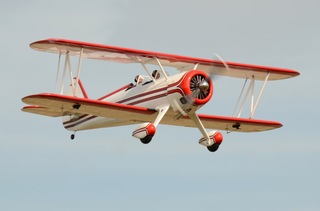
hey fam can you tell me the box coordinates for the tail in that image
[62,78,88,130]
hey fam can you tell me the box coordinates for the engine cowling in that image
[199,130,223,152]
[179,70,213,106]
[132,123,156,144]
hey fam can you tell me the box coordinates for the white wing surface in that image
[30,38,300,81]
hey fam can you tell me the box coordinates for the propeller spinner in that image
[190,74,210,100]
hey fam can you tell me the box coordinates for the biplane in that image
[21,38,300,152]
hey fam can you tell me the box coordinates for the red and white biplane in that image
[22,39,300,152]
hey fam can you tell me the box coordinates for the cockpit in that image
[126,70,163,91]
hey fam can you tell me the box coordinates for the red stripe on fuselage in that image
[127,93,168,105]
[63,72,189,130]
[98,84,132,100]
[116,87,167,104]
[64,115,97,129]
[63,114,89,125]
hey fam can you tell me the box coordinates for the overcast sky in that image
[1,0,319,210]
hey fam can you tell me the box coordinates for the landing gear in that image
[140,135,153,144]
[207,143,220,152]
[70,132,76,140]
[132,123,156,144]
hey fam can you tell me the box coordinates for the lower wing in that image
[161,114,282,132]
[22,93,281,132]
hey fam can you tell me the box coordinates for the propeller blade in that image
[208,53,230,80]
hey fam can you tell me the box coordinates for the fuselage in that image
[62,70,213,131]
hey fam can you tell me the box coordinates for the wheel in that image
[70,134,75,140]
[140,135,153,144]
[207,143,220,152]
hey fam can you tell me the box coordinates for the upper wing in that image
[22,93,281,132]
[30,38,300,81]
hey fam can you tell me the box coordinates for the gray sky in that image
[1,0,319,210]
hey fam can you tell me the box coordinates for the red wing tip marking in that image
[22,105,45,109]
[21,105,64,117]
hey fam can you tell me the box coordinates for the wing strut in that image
[137,57,156,83]
[251,72,270,116]
[53,49,84,96]
[136,56,169,81]
[54,53,62,93]
[60,51,69,94]
[73,48,84,96]
[155,57,168,79]
[232,72,270,118]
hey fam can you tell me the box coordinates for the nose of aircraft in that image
[199,80,209,91]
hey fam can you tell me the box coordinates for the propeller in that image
[182,53,230,105]
[208,53,230,80]
[190,74,210,100]
[184,73,212,105]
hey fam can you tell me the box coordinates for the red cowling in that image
[178,70,213,106]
